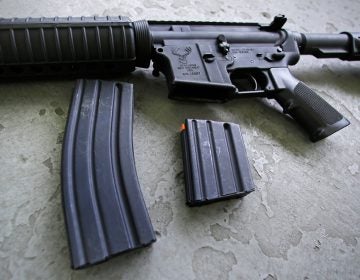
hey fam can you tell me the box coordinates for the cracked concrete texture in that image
[0,0,360,279]
[192,247,237,280]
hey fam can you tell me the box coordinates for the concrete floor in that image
[0,0,360,279]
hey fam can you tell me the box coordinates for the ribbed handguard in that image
[0,16,151,77]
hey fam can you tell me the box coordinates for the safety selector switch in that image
[180,119,254,206]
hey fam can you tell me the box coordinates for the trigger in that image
[231,73,258,92]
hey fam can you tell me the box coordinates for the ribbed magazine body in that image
[62,79,155,269]
[181,119,254,206]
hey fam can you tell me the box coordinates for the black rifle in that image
[0,15,358,141]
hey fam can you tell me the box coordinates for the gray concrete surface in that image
[0,0,359,279]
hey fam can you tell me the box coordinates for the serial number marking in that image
[182,72,200,76]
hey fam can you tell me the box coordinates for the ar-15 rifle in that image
[0,15,358,141]
[1,14,359,269]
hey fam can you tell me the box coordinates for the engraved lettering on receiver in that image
[178,64,200,76]
[231,48,255,54]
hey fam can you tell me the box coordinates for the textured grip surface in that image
[275,82,350,141]
[294,82,342,124]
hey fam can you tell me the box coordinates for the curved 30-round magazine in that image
[61,79,156,269]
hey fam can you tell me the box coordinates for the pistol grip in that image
[270,68,350,142]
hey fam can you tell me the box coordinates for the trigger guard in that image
[230,72,259,92]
